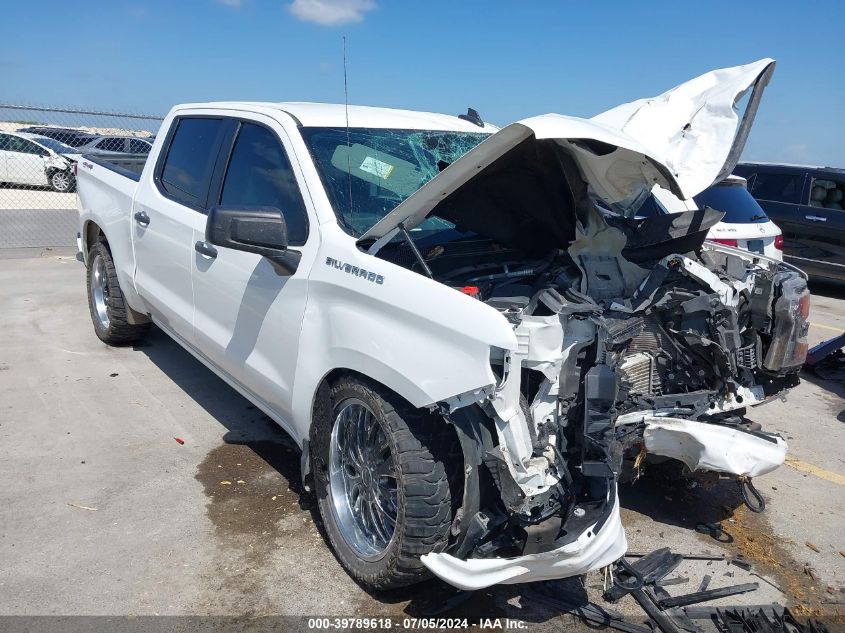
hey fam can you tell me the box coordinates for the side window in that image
[220,122,309,245]
[159,117,225,209]
[0,134,10,150]
[129,139,150,153]
[7,137,43,155]
[22,140,45,155]
[809,177,845,211]
[748,172,803,204]
[96,138,126,152]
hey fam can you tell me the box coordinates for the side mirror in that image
[206,205,301,274]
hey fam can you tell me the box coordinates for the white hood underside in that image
[361,58,775,244]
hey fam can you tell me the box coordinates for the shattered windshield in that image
[301,127,489,236]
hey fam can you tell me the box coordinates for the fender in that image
[288,226,518,444]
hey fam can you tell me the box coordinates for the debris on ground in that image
[530,546,835,632]
[67,503,97,511]
[805,541,821,553]
[174,437,185,445]
[804,333,845,381]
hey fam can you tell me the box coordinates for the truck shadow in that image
[619,462,746,537]
[133,326,312,511]
[132,327,577,622]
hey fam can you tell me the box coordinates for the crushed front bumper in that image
[420,496,627,591]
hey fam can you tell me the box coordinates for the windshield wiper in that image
[749,214,768,221]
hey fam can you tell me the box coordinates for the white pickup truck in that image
[77,59,809,592]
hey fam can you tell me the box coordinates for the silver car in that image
[74,135,154,156]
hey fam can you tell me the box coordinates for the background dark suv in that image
[735,162,845,282]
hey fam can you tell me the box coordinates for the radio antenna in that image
[343,36,353,219]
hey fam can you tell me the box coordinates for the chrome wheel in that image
[51,171,71,192]
[328,399,398,560]
[89,253,110,330]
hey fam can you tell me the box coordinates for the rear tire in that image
[312,376,452,590]
[86,241,150,345]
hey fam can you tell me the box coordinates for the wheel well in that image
[310,369,416,431]
[307,367,461,503]
[84,221,107,255]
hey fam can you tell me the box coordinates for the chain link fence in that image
[0,104,162,249]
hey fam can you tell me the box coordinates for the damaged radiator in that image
[619,352,661,396]
[619,319,666,396]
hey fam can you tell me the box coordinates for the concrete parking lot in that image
[0,249,843,629]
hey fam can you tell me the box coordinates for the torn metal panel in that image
[643,417,787,477]
[592,59,776,200]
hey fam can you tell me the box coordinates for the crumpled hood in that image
[362,115,683,246]
[593,58,775,200]
[361,59,775,249]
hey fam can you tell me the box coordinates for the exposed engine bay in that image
[373,199,808,575]
[353,58,802,589]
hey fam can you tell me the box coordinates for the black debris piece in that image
[683,605,831,633]
[604,547,684,602]
[525,586,652,633]
[630,588,683,633]
[731,554,752,571]
[805,333,845,382]
[657,582,759,609]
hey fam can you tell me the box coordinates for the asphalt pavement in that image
[0,251,842,630]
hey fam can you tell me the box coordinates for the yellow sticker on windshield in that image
[359,156,395,180]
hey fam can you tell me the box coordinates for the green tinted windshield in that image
[301,127,489,236]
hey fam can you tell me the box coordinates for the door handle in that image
[805,215,827,222]
[194,240,218,258]
[134,210,150,226]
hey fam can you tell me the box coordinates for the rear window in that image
[809,176,845,210]
[159,118,225,208]
[129,138,151,153]
[96,138,126,152]
[693,184,769,223]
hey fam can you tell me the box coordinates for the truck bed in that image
[84,154,148,181]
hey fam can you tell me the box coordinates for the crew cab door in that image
[133,115,229,345]
[191,116,314,426]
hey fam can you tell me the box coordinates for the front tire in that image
[86,242,150,345]
[313,376,452,590]
[49,169,75,193]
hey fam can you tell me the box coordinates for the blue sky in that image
[1,0,842,165]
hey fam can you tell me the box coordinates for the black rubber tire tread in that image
[86,241,150,345]
[314,375,452,590]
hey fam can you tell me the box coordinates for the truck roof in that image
[171,101,499,133]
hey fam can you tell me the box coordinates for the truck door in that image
[796,173,845,281]
[133,116,229,345]
[191,117,313,426]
